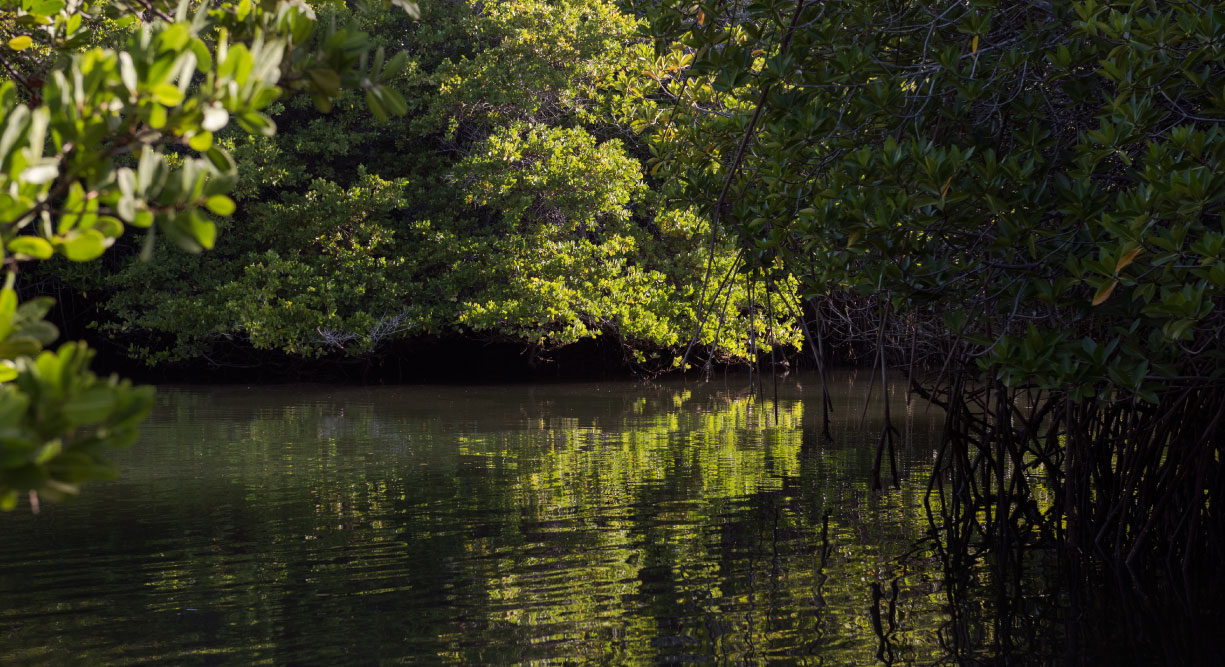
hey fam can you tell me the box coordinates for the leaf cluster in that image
[66,0,801,370]
[0,0,416,507]
[634,0,1225,401]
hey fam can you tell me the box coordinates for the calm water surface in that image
[1,373,961,664]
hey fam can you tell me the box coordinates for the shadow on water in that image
[914,529,1225,666]
[0,372,1218,664]
[907,375,1225,667]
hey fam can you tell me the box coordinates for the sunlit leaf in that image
[188,131,213,151]
[151,83,185,106]
[60,230,107,261]
[1091,280,1116,306]
[204,194,235,216]
[20,163,59,184]
[1115,247,1141,273]
[7,237,53,259]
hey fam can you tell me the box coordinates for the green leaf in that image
[162,216,202,254]
[0,339,41,358]
[308,90,333,113]
[383,51,409,79]
[62,388,117,425]
[378,86,408,116]
[157,22,190,53]
[93,216,124,238]
[0,285,16,341]
[188,131,213,151]
[139,225,156,261]
[1164,318,1195,341]
[189,212,216,249]
[131,209,154,228]
[60,230,106,261]
[33,439,61,464]
[365,89,388,121]
[305,67,340,99]
[236,112,275,136]
[151,83,185,106]
[189,37,212,71]
[7,236,53,259]
[30,0,66,14]
[204,146,237,174]
[16,320,58,346]
[204,194,235,216]
[148,103,167,129]
[7,36,33,51]
[16,296,54,322]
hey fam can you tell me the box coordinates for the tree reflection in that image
[0,375,1081,665]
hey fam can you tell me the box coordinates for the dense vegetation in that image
[635,0,1225,649]
[28,0,797,371]
[0,0,802,507]
[637,0,1225,401]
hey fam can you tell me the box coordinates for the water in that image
[1,373,960,665]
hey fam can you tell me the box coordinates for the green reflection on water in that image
[0,374,959,665]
